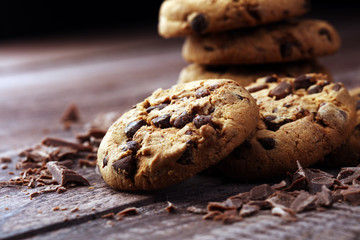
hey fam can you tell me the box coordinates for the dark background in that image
[0,1,357,40]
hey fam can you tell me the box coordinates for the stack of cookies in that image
[95,1,359,191]
[158,0,340,86]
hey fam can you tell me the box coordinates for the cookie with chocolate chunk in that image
[97,79,259,191]
[183,19,340,65]
[217,74,356,181]
[178,60,333,86]
[319,87,360,167]
[158,0,310,38]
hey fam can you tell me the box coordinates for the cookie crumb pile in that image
[158,0,340,86]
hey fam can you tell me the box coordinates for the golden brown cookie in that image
[318,87,360,167]
[183,19,341,65]
[178,60,333,86]
[158,0,310,38]
[97,79,259,191]
[217,74,356,181]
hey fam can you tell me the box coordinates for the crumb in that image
[53,206,60,211]
[1,164,8,170]
[101,212,115,219]
[71,207,79,213]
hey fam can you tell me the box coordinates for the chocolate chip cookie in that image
[159,0,310,38]
[319,87,360,167]
[183,19,341,65]
[217,74,356,181]
[178,60,333,86]
[97,79,259,191]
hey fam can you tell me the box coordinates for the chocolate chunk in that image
[46,161,90,186]
[248,200,273,210]
[190,13,208,34]
[333,83,342,91]
[125,120,146,138]
[193,115,216,129]
[308,85,323,94]
[294,74,312,90]
[172,111,194,128]
[356,100,360,111]
[258,138,276,150]
[239,204,260,217]
[264,117,293,131]
[122,141,140,152]
[290,191,316,213]
[42,137,93,152]
[196,88,210,98]
[268,81,292,100]
[315,185,333,207]
[319,28,332,42]
[207,202,236,212]
[223,198,243,209]
[103,155,108,167]
[303,168,335,194]
[337,167,360,185]
[267,191,296,208]
[249,184,275,200]
[152,114,172,128]
[112,155,137,178]
[341,186,360,205]
[146,104,168,113]
[235,94,244,100]
[264,75,278,83]
[177,140,195,165]
[247,84,268,93]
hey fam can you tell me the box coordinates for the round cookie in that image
[97,79,259,191]
[178,60,333,86]
[158,0,310,38]
[183,19,341,65]
[318,87,360,167]
[216,74,356,181]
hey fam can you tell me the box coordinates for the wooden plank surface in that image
[1,14,360,240]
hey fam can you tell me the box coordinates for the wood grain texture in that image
[1,14,360,240]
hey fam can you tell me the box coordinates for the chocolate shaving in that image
[61,103,80,123]
[46,161,90,186]
[239,204,260,217]
[187,206,207,215]
[42,137,92,152]
[116,207,138,216]
[165,201,176,213]
[0,157,12,163]
[250,184,275,200]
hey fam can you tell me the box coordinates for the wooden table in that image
[1,15,360,240]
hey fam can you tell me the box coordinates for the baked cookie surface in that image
[183,19,341,65]
[217,74,356,181]
[97,79,259,191]
[159,0,310,38]
[178,60,333,86]
[320,87,360,167]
